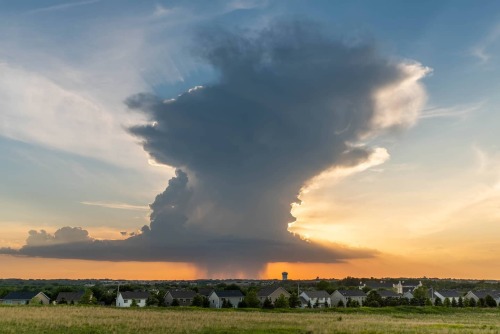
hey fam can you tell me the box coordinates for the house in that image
[164,290,197,306]
[116,291,150,307]
[257,286,290,305]
[208,290,244,308]
[299,290,331,308]
[464,290,500,305]
[1,291,50,305]
[56,291,87,305]
[433,290,462,304]
[394,280,422,294]
[331,290,367,307]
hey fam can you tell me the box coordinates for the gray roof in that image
[56,291,85,303]
[336,290,367,297]
[198,288,213,297]
[435,290,462,298]
[400,280,420,286]
[167,290,197,299]
[120,291,150,299]
[363,281,394,289]
[302,290,330,299]
[469,290,499,298]
[212,290,244,298]
[257,286,288,297]
[377,290,400,298]
[2,291,39,300]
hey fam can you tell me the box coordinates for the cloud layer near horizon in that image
[3,21,429,276]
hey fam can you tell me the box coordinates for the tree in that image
[451,298,458,307]
[243,290,260,308]
[484,295,497,307]
[316,280,330,291]
[222,299,233,308]
[425,298,433,306]
[434,297,443,306]
[458,296,464,308]
[202,296,210,308]
[79,289,93,305]
[130,299,138,307]
[314,299,320,308]
[29,297,42,305]
[412,286,428,306]
[262,297,274,309]
[147,294,160,306]
[478,298,485,307]
[468,298,477,307]
[274,294,289,308]
[307,300,312,309]
[443,297,451,307]
[365,291,382,307]
[171,298,180,307]
[191,294,203,307]
[337,300,344,307]
[288,293,300,308]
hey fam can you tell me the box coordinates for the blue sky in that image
[1,0,499,279]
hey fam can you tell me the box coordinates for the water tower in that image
[282,272,288,281]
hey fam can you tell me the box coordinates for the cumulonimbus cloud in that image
[5,21,430,277]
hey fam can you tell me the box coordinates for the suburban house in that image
[331,290,367,307]
[433,290,462,304]
[257,286,290,305]
[359,280,395,291]
[164,290,197,306]
[116,291,150,308]
[464,290,500,305]
[56,291,87,305]
[299,290,331,308]
[377,290,401,299]
[1,291,50,305]
[394,280,422,294]
[209,290,244,308]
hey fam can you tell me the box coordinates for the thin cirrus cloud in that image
[5,21,430,276]
[25,0,101,15]
[80,201,150,211]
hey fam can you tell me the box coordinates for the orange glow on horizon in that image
[0,255,498,280]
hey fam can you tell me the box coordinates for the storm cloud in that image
[5,21,429,276]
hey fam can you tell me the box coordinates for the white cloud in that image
[471,23,500,64]
[80,201,150,211]
[419,102,483,120]
[26,0,101,15]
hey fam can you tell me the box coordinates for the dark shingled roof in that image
[470,290,499,299]
[257,286,287,297]
[56,291,85,303]
[198,288,213,297]
[363,281,394,289]
[302,290,330,299]
[435,290,462,298]
[336,290,367,297]
[212,290,244,298]
[120,291,150,299]
[167,290,197,299]
[2,291,38,300]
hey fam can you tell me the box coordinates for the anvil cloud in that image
[6,21,429,276]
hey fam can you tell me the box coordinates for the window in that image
[124,299,129,303]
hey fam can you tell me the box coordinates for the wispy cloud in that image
[419,102,483,120]
[471,23,500,64]
[80,201,150,211]
[26,0,101,15]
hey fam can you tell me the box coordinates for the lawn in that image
[0,306,498,333]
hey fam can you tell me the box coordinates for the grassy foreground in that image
[0,306,499,334]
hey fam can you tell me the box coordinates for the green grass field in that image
[0,306,498,333]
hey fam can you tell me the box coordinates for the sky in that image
[0,0,499,280]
